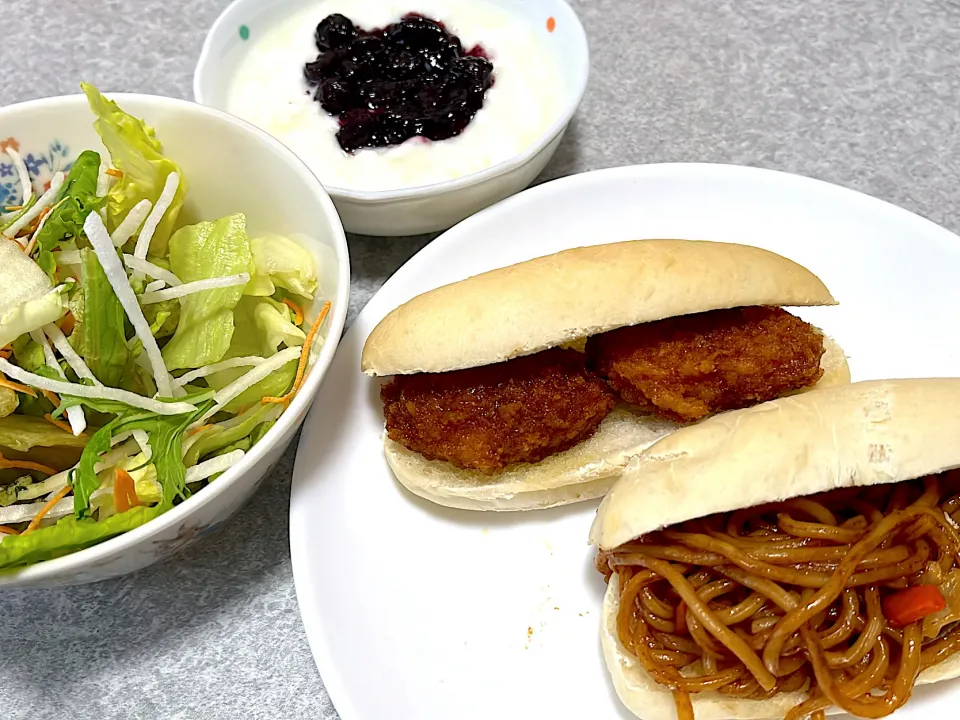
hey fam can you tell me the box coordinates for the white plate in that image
[290,163,960,720]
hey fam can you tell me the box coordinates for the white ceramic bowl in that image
[0,93,349,587]
[194,0,589,236]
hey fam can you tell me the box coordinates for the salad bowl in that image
[0,91,349,587]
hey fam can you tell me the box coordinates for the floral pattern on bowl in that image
[0,137,74,207]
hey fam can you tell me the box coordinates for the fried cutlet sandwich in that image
[591,379,960,720]
[360,239,850,511]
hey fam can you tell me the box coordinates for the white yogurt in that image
[226,0,563,192]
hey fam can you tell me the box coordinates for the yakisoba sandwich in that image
[592,378,960,720]
[361,239,850,511]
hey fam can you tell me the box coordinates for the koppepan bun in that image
[364,240,850,511]
[363,240,838,376]
[593,378,960,720]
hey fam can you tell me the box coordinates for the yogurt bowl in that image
[195,0,588,235]
[0,93,349,587]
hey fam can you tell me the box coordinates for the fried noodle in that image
[597,474,960,719]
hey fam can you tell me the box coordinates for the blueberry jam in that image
[303,13,495,152]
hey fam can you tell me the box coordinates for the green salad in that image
[0,84,329,570]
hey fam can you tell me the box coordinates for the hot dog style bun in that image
[362,240,850,511]
[592,379,960,720]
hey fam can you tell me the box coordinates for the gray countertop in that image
[3,0,960,717]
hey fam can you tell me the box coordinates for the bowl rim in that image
[0,91,350,586]
[193,0,590,203]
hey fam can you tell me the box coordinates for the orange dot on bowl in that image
[546,16,556,32]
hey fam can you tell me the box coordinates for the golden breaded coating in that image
[586,307,824,422]
[381,348,617,474]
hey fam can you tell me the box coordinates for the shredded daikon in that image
[0,357,194,415]
[185,449,245,484]
[144,280,166,294]
[17,469,72,502]
[111,199,152,247]
[31,328,57,370]
[131,172,179,267]
[44,323,101,386]
[131,429,151,460]
[83,213,175,397]
[96,439,142,470]
[2,172,65,238]
[54,250,82,265]
[140,273,250,305]
[4,148,33,206]
[185,403,282,458]
[96,161,110,197]
[66,405,87,436]
[29,329,87,436]
[27,202,56,247]
[0,496,73,525]
[122,254,182,286]
[192,346,301,426]
[172,356,266,389]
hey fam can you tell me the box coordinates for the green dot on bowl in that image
[239,24,250,40]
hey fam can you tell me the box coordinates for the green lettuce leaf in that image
[73,401,211,517]
[0,414,89,452]
[205,296,300,412]
[0,387,18,419]
[0,505,162,570]
[0,238,65,348]
[210,359,295,414]
[246,234,319,299]
[161,214,252,370]
[81,83,185,256]
[12,335,46,373]
[184,402,278,466]
[65,282,85,351]
[0,289,64,350]
[142,301,179,339]
[136,256,179,339]
[77,248,130,386]
[33,150,105,278]
[230,297,304,358]
[8,348,60,418]
[0,476,34,507]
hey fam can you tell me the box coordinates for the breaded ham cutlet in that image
[585,306,825,422]
[381,348,616,474]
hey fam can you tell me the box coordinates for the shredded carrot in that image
[58,312,76,336]
[23,207,51,254]
[113,468,140,513]
[187,425,209,436]
[44,413,78,435]
[0,525,20,535]
[24,234,39,255]
[0,375,37,397]
[23,485,72,534]
[0,346,10,359]
[24,214,44,238]
[41,390,61,408]
[0,452,57,475]
[262,301,331,405]
[282,298,305,326]
[105,168,123,178]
